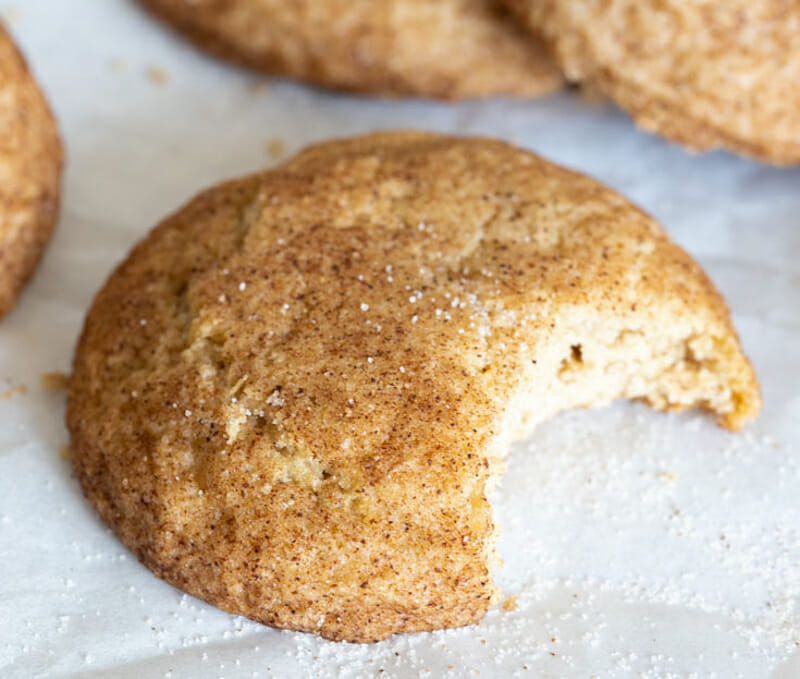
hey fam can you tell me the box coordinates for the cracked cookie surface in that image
[137,0,562,99]
[0,23,62,317]
[506,0,800,165]
[68,132,759,642]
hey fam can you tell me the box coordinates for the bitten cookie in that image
[137,0,562,99]
[505,0,800,165]
[68,132,760,643]
[0,23,63,317]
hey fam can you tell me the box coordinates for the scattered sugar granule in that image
[266,389,285,407]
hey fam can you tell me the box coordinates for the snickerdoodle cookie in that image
[505,0,800,164]
[0,23,62,317]
[137,0,562,99]
[68,132,759,642]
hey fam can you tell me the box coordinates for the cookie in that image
[67,132,759,642]
[137,0,562,99]
[505,0,800,165]
[0,23,63,317]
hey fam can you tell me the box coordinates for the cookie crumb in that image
[146,67,169,85]
[110,58,127,74]
[266,137,285,159]
[41,371,68,390]
[502,595,518,612]
[0,384,26,401]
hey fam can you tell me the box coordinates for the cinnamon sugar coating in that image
[0,23,62,317]
[138,0,562,99]
[506,0,800,164]
[68,133,759,642]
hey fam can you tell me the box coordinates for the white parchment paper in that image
[1,2,798,677]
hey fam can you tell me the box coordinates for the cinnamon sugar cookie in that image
[68,132,759,642]
[0,23,62,317]
[506,0,800,164]
[138,0,562,99]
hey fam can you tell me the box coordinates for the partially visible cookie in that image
[137,0,562,99]
[0,23,62,317]
[506,0,800,165]
[68,132,759,643]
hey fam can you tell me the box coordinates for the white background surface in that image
[0,2,798,677]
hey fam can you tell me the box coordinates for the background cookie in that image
[137,0,562,99]
[68,132,759,642]
[0,23,62,317]
[505,0,800,165]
